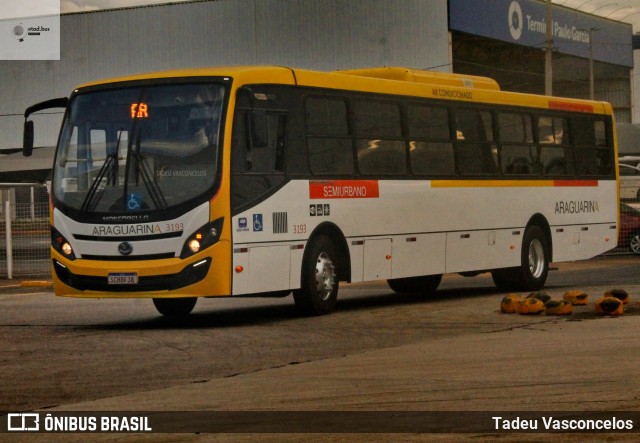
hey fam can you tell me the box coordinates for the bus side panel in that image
[390,233,446,279]
[445,229,521,274]
[551,223,617,263]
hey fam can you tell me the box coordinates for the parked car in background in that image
[619,156,640,166]
[619,163,640,201]
[619,203,640,255]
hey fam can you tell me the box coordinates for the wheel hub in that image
[315,251,336,301]
[528,239,545,278]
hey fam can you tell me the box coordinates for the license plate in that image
[108,273,138,285]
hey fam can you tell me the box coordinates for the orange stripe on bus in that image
[548,100,594,113]
[431,180,598,188]
[553,180,598,187]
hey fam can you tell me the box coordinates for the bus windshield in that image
[53,83,225,215]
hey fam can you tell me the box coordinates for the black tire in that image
[491,267,517,291]
[492,225,549,291]
[293,235,339,316]
[152,297,197,317]
[387,274,442,294]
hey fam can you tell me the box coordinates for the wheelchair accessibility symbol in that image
[127,192,142,211]
[253,214,263,232]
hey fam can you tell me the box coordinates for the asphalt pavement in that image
[2,256,640,442]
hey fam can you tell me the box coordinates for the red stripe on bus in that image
[548,100,594,113]
[309,180,380,199]
[553,180,598,187]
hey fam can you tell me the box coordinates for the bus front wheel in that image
[492,225,549,291]
[293,235,339,316]
[152,297,197,316]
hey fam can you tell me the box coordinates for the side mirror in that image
[22,97,69,157]
[23,120,34,157]
[249,109,268,148]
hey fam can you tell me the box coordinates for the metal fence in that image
[0,184,50,278]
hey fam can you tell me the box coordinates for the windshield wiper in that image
[80,131,122,212]
[132,133,167,210]
[121,132,167,211]
[80,153,118,213]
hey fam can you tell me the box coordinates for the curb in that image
[19,280,53,288]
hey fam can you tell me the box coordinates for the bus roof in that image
[336,67,501,91]
[74,65,611,116]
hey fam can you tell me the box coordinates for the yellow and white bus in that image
[23,66,619,316]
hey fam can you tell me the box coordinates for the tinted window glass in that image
[306,97,349,136]
[355,100,402,138]
[408,105,449,139]
[499,113,532,143]
[538,116,567,145]
[454,108,498,175]
[305,97,353,175]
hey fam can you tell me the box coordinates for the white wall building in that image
[0,0,451,153]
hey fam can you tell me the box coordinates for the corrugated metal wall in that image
[0,0,450,151]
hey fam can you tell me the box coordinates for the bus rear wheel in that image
[387,274,442,294]
[492,225,549,291]
[152,297,197,316]
[293,235,339,316]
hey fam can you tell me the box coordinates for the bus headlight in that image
[188,239,201,253]
[61,242,73,256]
[51,227,76,260]
[181,218,224,259]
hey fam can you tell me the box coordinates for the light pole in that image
[588,28,598,100]
[578,27,598,100]
[545,0,553,95]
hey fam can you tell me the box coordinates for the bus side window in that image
[247,112,286,173]
[538,116,571,176]
[234,111,286,174]
[407,104,454,175]
[498,112,538,175]
[231,111,250,173]
[454,108,498,175]
[573,118,613,176]
[231,109,287,212]
[354,100,406,175]
[305,96,353,175]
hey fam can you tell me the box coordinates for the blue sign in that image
[126,192,142,211]
[253,214,263,232]
[450,0,632,67]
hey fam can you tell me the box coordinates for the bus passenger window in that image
[231,109,287,211]
[354,100,406,175]
[498,112,538,175]
[408,105,454,175]
[305,97,353,175]
[538,116,571,176]
[235,112,286,173]
[594,120,607,147]
[454,108,498,175]
[573,118,613,176]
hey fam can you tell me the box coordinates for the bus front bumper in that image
[53,257,211,295]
